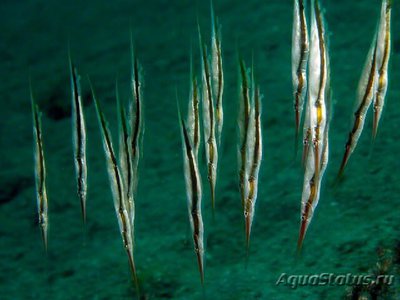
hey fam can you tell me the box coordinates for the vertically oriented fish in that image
[31,87,49,251]
[199,27,218,213]
[238,59,251,209]
[309,0,328,180]
[178,100,205,284]
[211,4,224,146]
[129,39,143,201]
[90,80,139,291]
[69,56,87,223]
[302,98,311,167]
[372,0,391,139]
[187,54,201,157]
[338,36,378,176]
[116,80,134,231]
[298,0,330,251]
[244,84,263,250]
[292,0,309,151]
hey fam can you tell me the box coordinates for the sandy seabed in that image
[1,0,400,299]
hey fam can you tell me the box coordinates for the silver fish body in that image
[69,59,87,223]
[32,93,49,251]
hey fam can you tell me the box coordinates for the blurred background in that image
[0,0,399,299]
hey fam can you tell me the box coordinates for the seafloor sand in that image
[1,0,399,299]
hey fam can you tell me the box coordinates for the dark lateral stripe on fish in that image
[90,80,139,290]
[70,58,87,222]
[297,174,317,251]
[117,82,132,191]
[32,104,45,193]
[245,87,262,249]
[251,88,261,178]
[189,52,200,153]
[131,37,142,158]
[373,0,391,138]
[198,26,214,134]
[293,0,309,137]
[200,43,215,135]
[302,127,311,167]
[239,59,250,207]
[117,81,134,221]
[239,59,250,132]
[192,76,200,150]
[90,81,124,211]
[314,1,327,108]
[179,108,204,283]
[181,118,200,209]
[211,5,224,145]
[312,0,327,178]
[199,25,217,211]
[31,88,48,251]
[339,41,378,177]
[132,59,141,156]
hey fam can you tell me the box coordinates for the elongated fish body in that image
[116,81,135,231]
[90,81,138,290]
[244,87,262,249]
[338,36,378,176]
[187,57,201,158]
[31,92,49,251]
[129,43,143,199]
[238,59,251,208]
[299,95,330,251]
[211,5,224,146]
[373,0,391,139]
[199,29,218,213]
[302,97,311,167]
[179,105,204,284]
[298,143,316,250]
[292,0,309,145]
[298,0,330,251]
[308,0,328,178]
[69,59,87,223]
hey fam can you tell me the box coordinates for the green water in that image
[1,0,399,299]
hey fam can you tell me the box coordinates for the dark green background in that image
[0,0,399,299]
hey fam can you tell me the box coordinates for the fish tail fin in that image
[127,249,140,298]
[372,108,380,142]
[337,147,350,180]
[210,182,216,221]
[297,219,307,255]
[80,196,86,225]
[245,214,251,260]
[196,250,205,285]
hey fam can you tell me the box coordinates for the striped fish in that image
[187,52,201,158]
[298,0,330,251]
[238,59,251,209]
[199,26,218,214]
[338,36,378,176]
[373,0,391,139]
[129,39,143,200]
[244,85,262,250]
[31,87,49,252]
[308,0,328,179]
[69,55,87,223]
[90,80,139,292]
[178,100,204,284]
[116,80,135,231]
[211,4,224,147]
[292,0,309,153]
